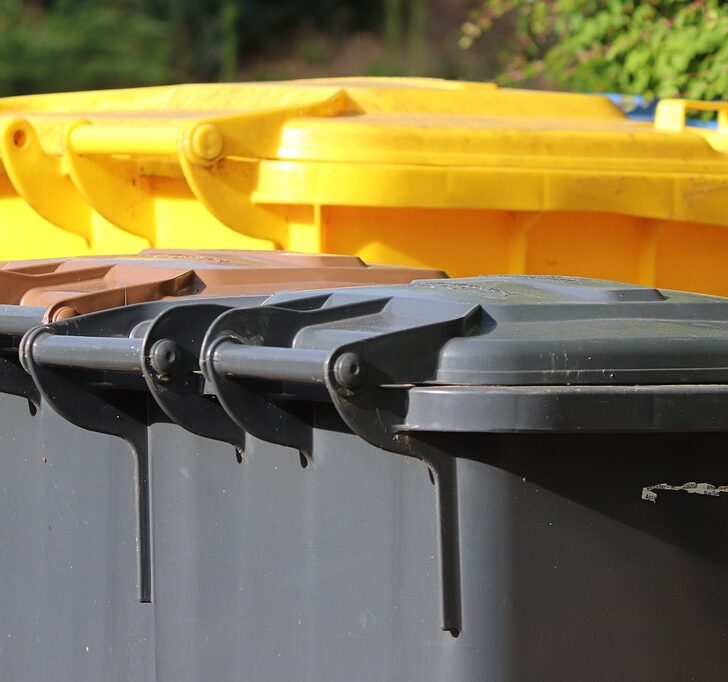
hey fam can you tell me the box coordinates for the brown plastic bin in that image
[0,249,446,322]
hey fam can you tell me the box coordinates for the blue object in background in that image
[605,93,717,129]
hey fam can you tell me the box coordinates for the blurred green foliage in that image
[0,0,380,95]
[462,0,728,100]
[0,0,174,94]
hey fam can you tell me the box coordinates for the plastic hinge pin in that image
[29,334,143,372]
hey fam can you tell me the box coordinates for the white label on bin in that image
[642,481,728,502]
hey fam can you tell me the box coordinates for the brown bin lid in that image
[0,249,446,322]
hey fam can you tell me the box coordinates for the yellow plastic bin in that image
[1,79,728,294]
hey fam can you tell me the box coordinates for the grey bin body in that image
[3,277,728,681]
[0,297,262,682]
[0,393,155,681]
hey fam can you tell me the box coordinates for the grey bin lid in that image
[422,276,728,385]
[20,274,728,440]
[260,275,728,387]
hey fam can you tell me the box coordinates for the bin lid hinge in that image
[19,308,176,605]
[199,293,483,635]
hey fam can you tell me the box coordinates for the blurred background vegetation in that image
[463,0,728,100]
[0,0,725,99]
[0,0,495,94]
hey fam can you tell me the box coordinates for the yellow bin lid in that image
[1,78,728,294]
[2,79,727,239]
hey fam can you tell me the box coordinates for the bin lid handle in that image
[655,98,728,152]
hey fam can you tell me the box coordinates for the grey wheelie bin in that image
[11,274,728,681]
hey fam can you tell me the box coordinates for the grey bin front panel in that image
[4,410,727,681]
[149,414,447,682]
[0,394,155,682]
[148,413,728,681]
[458,432,728,681]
